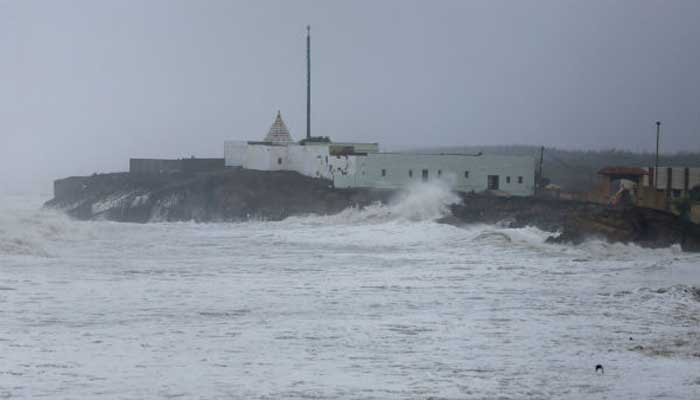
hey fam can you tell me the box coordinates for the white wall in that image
[224,141,247,167]
[649,167,700,190]
[328,154,358,178]
[231,142,360,180]
[672,168,685,190]
[243,144,288,171]
[287,144,330,178]
[690,168,700,189]
[225,142,538,196]
[334,153,535,196]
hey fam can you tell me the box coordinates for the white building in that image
[225,112,536,196]
[225,111,378,180]
[333,153,535,196]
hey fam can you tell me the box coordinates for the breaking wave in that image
[1,187,695,263]
[287,180,462,225]
[0,195,92,257]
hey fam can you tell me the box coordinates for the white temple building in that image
[224,28,534,196]
[225,112,535,196]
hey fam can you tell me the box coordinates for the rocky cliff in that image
[45,169,700,252]
[45,169,392,223]
[446,194,700,252]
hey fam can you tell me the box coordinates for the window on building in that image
[381,169,386,177]
[409,170,413,178]
[506,176,511,184]
[277,157,282,165]
[438,170,442,177]
[464,171,470,179]
[518,176,523,184]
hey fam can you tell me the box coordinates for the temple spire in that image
[263,111,293,143]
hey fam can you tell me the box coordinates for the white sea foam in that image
[287,180,461,225]
[1,193,699,399]
[0,195,74,257]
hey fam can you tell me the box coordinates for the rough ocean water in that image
[1,185,699,399]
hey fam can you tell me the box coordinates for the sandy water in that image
[1,187,699,399]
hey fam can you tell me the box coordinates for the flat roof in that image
[598,166,648,176]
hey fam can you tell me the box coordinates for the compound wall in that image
[129,159,182,174]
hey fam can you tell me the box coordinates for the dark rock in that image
[449,192,700,252]
[45,171,700,252]
[45,169,393,223]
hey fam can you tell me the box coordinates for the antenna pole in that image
[655,121,661,189]
[306,25,311,140]
[537,146,544,194]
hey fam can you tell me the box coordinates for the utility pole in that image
[537,146,544,194]
[306,25,311,140]
[655,121,661,189]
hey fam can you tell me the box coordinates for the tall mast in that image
[655,121,661,188]
[306,25,311,140]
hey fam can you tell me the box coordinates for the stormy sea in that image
[1,185,699,399]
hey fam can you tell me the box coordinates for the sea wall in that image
[129,159,182,174]
[129,158,225,174]
[181,158,225,173]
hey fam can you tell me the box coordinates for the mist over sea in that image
[1,187,699,399]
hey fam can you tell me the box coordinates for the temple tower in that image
[263,111,294,144]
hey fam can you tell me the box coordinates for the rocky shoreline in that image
[445,194,700,252]
[45,169,700,252]
[45,169,392,223]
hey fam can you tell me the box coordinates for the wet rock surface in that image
[45,169,393,223]
[447,193,700,252]
[46,171,700,251]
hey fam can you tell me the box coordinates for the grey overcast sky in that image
[1,0,699,193]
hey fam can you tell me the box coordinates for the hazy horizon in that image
[2,0,700,194]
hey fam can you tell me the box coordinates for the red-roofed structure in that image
[597,167,648,178]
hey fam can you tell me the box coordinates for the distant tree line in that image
[414,145,700,192]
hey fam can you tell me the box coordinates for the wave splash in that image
[0,195,92,257]
[289,180,462,225]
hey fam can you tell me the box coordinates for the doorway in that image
[422,169,429,182]
[487,175,500,190]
